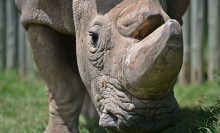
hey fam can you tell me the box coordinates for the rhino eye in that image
[89,32,99,45]
[89,25,100,46]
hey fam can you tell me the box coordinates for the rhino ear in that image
[166,0,190,25]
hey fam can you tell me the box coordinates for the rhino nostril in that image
[102,109,108,114]
[99,109,119,130]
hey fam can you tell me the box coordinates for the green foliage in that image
[214,71,220,83]
[196,98,220,133]
[164,96,220,133]
[196,74,220,133]
[165,74,220,133]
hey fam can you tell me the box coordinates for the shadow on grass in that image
[79,115,107,133]
[165,105,220,133]
[79,105,219,133]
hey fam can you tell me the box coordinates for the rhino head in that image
[74,0,184,132]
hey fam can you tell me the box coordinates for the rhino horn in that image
[123,19,183,99]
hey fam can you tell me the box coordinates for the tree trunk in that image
[6,0,17,69]
[0,0,6,69]
[18,13,26,77]
[178,7,190,85]
[190,0,205,84]
[208,0,220,81]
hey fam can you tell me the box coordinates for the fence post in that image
[18,13,26,77]
[208,0,220,81]
[178,7,190,85]
[0,0,6,69]
[190,0,205,84]
[6,0,18,69]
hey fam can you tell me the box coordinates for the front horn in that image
[123,20,183,99]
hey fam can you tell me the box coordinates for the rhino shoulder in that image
[15,0,75,35]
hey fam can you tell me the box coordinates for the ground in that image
[0,70,219,133]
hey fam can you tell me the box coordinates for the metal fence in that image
[0,0,220,85]
[179,0,220,85]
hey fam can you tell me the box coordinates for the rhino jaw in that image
[124,19,183,99]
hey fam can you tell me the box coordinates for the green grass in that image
[0,70,219,133]
[165,75,220,133]
[175,82,220,108]
[0,70,106,133]
[164,96,220,133]
[0,70,47,133]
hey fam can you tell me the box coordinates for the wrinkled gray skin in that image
[15,0,189,133]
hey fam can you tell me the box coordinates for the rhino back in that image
[15,0,75,35]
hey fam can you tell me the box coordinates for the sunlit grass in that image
[0,70,106,133]
[175,81,220,108]
[165,74,220,133]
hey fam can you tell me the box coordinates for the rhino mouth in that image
[98,91,180,133]
[91,75,180,133]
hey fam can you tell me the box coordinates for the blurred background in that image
[0,0,220,133]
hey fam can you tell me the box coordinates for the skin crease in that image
[15,0,189,133]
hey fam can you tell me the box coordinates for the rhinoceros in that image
[15,0,189,132]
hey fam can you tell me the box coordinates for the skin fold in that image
[15,0,189,132]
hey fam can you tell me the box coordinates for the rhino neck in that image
[90,75,180,133]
